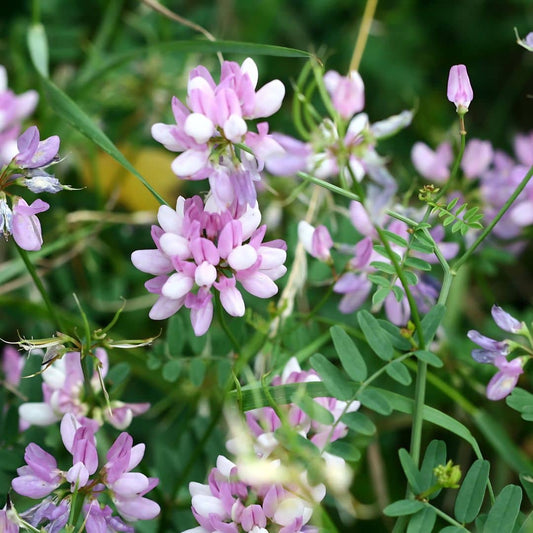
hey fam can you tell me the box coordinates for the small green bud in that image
[434,460,461,489]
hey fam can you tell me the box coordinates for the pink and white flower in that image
[132,196,286,335]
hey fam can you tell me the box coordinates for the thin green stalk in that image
[436,131,466,201]
[297,171,360,202]
[31,0,40,24]
[16,245,64,332]
[453,162,533,272]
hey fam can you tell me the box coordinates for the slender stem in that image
[349,0,379,72]
[297,171,360,202]
[31,0,40,24]
[16,245,64,331]
[408,359,427,466]
[436,131,466,201]
[453,163,533,272]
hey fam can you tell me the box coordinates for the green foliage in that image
[330,325,367,382]
[454,460,490,524]
[483,485,522,533]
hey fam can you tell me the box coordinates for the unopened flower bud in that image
[447,65,473,114]
[434,460,461,488]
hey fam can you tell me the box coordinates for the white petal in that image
[184,113,215,144]
[241,58,258,89]
[171,149,209,177]
[159,233,190,258]
[19,402,58,426]
[151,123,185,151]
[252,80,285,118]
[131,249,173,275]
[195,262,217,286]
[162,273,194,299]
[228,244,258,271]
[223,115,247,142]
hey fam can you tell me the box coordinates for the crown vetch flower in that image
[151,58,284,208]
[11,197,49,251]
[323,70,365,119]
[461,139,493,179]
[486,356,525,401]
[11,414,160,528]
[14,126,60,169]
[0,65,38,166]
[411,141,453,182]
[19,349,150,430]
[132,196,286,335]
[447,64,473,113]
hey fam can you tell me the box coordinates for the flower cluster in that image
[412,132,533,242]
[300,200,458,325]
[467,305,530,400]
[18,348,150,430]
[0,66,70,251]
[132,195,287,335]
[152,57,285,210]
[245,357,359,450]
[183,358,354,532]
[184,454,323,533]
[266,69,411,202]
[10,414,160,531]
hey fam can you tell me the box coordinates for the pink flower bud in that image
[447,64,473,113]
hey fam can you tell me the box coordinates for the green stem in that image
[436,131,466,201]
[16,245,64,331]
[297,171,361,202]
[31,0,40,24]
[429,503,469,529]
[453,162,533,272]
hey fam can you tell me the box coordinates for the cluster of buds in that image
[132,195,286,335]
[152,57,285,210]
[467,305,530,400]
[8,414,159,531]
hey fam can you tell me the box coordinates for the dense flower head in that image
[132,195,287,335]
[152,57,285,209]
[18,349,150,430]
[245,357,360,450]
[10,414,160,528]
[265,68,410,217]
[183,454,322,533]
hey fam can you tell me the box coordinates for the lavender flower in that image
[468,306,528,400]
[11,414,160,528]
[0,65,38,166]
[323,70,365,119]
[411,141,453,183]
